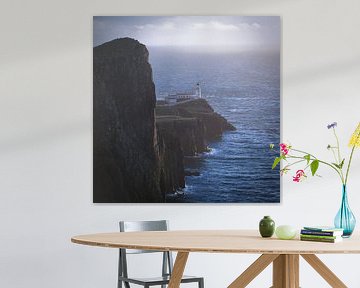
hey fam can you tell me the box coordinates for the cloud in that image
[191,21,240,31]
[135,22,175,31]
[191,21,261,32]
[136,20,260,33]
[252,22,261,29]
[93,16,278,48]
[237,22,261,31]
[191,23,206,30]
[125,18,267,48]
[210,21,240,31]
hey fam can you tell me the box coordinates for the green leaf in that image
[310,160,319,176]
[304,154,311,164]
[269,143,274,150]
[332,163,341,169]
[272,157,282,169]
[339,158,345,169]
[332,160,345,169]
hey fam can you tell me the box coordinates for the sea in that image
[148,46,280,203]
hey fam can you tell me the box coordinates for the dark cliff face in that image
[93,38,236,202]
[156,98,236,144]
[157,127,186,193]
[156,116,206,194]
[93,38,162,202]
[174,99,236,140]
[155,99,236,194]
[156,117,207,156]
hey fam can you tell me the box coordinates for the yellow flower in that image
[349,122,360,148]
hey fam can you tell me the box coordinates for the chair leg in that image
[118,250,122,288]
[198,278,204,288]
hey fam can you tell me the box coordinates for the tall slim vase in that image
[334,185,356,237]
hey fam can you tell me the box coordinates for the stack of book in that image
[300,226,344,243]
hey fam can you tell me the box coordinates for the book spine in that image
[300,234,337,240]
[301,230,336,236]
[300,237,337,243]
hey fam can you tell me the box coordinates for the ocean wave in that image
[204,147,218,156]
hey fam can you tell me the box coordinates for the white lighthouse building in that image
[195,82,202,98]
[164,83,202,104]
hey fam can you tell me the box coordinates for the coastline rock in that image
[156,99,235,141]
[157,126,185,193]
[93,37,236,202]
[185,170,201,176]
[155,98,236,194]
[156,116,207,156]
[93,38,162,203]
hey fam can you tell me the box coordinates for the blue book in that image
[302,226,343,236]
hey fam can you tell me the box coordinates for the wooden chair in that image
[118,220,204,288]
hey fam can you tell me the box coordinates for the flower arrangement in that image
[271,122,360,237]
[271,122,360,185]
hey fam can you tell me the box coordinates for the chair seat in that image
[118,221,204,287]
[119,275,203,286]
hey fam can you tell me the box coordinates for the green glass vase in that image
[259,216,275,238]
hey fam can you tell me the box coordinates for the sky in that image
[93,16,280,51]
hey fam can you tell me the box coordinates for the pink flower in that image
[293,170,306,182]
[280,143,290,155]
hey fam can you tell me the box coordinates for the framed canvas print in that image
[93,16,280,203]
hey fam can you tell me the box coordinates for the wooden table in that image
[71,230,360,288]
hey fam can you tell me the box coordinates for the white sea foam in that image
[205,147,218,155]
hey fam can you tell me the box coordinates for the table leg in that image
[228,254,279,288]
[228,253,348,288]
[272,254,299,288]
[168,252,189,288]
[301,254,347,288]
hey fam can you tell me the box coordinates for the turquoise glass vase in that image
[334,185,356,237]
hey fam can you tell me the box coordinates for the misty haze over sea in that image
[149,46,280,203]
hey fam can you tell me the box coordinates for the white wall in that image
[1,0,360,287]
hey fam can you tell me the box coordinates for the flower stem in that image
[285,159,306,168]
[333,128,345,181]
[286,155,344,182]
[291,148,317,159]
[345,146,356,185]
[330,148,338,164]
[333,129,342,161]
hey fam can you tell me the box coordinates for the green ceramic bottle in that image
[259,216,275,238]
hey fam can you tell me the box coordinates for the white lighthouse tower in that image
[195,82,202,98]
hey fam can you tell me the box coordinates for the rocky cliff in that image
[156,99,235,145]
[156,125,185,194]
[93,38,162,202]
[156,116,207,156]
[93,38,236,202]
[155,99,236,194]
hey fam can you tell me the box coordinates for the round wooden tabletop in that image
[71,230,360,254]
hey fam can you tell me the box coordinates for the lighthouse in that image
[164,83,202,104]
[195,82,202,98]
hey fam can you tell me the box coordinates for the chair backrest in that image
[118,220,173,283]
[120,220,168,232]
[119,220,169,254]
